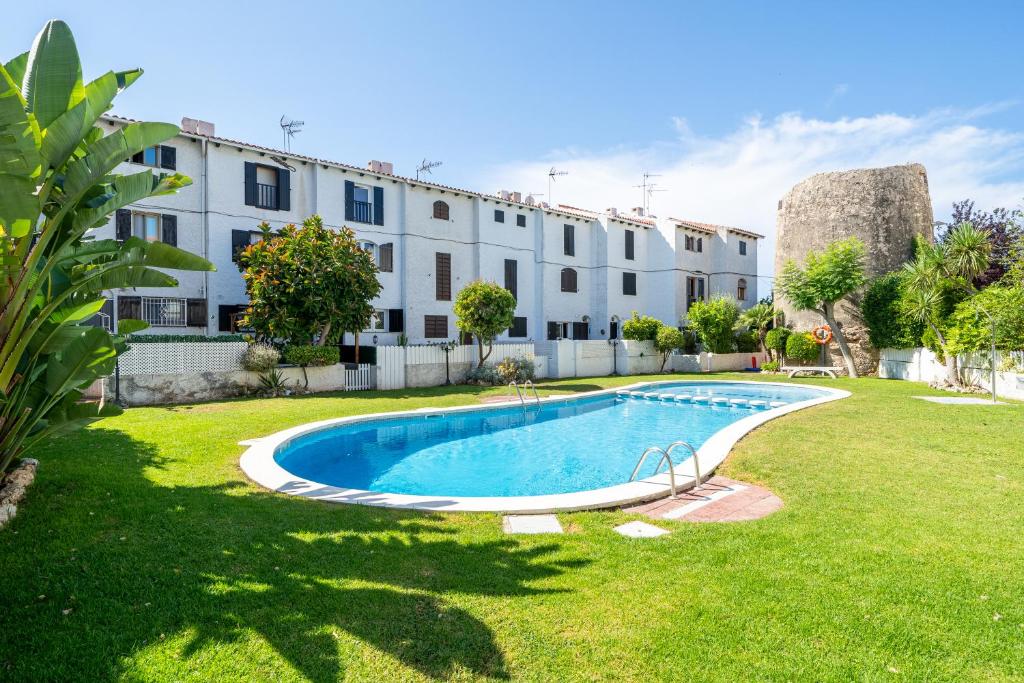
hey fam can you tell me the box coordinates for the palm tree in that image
[903,223,991,387]
[738,302,776,357]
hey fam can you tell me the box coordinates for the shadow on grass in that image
[1,427,589,681]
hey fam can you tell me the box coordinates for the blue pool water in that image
[274,382,827,498]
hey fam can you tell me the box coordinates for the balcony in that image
[256,183,278,210]
[353,200,373,223]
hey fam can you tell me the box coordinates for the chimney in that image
[496,190,511,200]
[539,201,550,209]
[606,207,619,217]
[368,160,394,175]
[511,191,522,203]
[181,117,215,136]
[631,206,645,217]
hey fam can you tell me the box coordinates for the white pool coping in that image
[239,379,850,513]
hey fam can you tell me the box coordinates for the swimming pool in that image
[241,380,848,512]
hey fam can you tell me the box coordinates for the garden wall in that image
[539,340,763,379]
[879,347,1024,400]
[375,343,537,390]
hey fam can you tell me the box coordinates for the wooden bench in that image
[781,366,840,379]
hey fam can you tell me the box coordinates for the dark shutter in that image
[232,229,251,263]
[625,229,635,260]
[373,186,384,225]
[516,214,526,227]
[435,252,451,301]
[424,315,448,338]
[161,214,177,246]
[117,296,141,322]
[115,209,131,241]
[509,316,528,338]
[378,242,394,272]
[623,272,637,296]
[561,268,577,293]
[387,308,404,333]
[739,240,747,255]
[344,180,355,221]
[218,305,237,332]
[131,151,144,164]
[494,209,504,223]
[186,298,207,327]
[276,168,290,211]
[610,320,619,339]
[244,162,257,206]
[504,259,517,300]
[564,224,575,256]
[697,237,703,253]
[547,321,560,340]
[572,321,589,340]
[159,145,176,170]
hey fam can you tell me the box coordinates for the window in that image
[739,240,747,256]
[218,304,249,333]
[387,309,404,333]
[432,200,450,220]
[119,210,177,247]
[133,212,160,242]
[130,145,175,170]
[609,319,619,340]
[547,321,569,340]
[231,229,265,263]
[737,278,747,301]
[622,272,637,296]
[572,321,589,340]
[516,214,526,227]
[358,240,377,262]
[344,181,382,225]
[244,162,290,211]
[119,296,205,328]
[560,267,577,293]
[494,209,505,223]
[364,309,385,332]
[684,234,703,253]
[424,315,448,338]
[563,224,575,256]
[378,242,394,273]
[435,252,451,300]
[509,316,528,338]
[686,276,706,310]
[504,259,517,300]
[625,229,635,260]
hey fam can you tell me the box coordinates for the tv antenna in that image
[547,167,568,206]
[416,158,443,180]
[633,171,662,213]
[645,183,667,214]
[279,115,304,152]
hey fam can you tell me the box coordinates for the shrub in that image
[680,327,699,354]
[465,364,501,385]
[283,344,340,367]
[655,326,687,371]
[242,343,280,372]
[761,360,781,372]
[785,332,820,363]
[946,285,1024,354]
[496,356,536,384]
[764,327,791,358]
[861,272,923,349]
[621,312,662,341]
[687,296,740,353]
[735,331,758,353]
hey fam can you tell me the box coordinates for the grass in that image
[1,373,1023,681]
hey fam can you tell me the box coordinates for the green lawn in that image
[2,374,1023,681]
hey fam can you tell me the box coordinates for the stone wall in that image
[774,163,934,375]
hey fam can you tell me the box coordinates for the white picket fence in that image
[343,363,376,390]
[879,347,1024,400]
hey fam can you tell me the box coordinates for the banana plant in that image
[0,20,214,474]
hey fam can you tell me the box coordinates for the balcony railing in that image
[353,200,372,223]
[256,183,278,210]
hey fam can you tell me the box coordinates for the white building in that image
[92,116,761,345]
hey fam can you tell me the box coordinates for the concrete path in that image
[624,475,782,522]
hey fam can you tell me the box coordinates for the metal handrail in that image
[508,381,525,406]
[664,440,701,488]
[522,379,540,404]
[629,446,679,499]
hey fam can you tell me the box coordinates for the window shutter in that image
[218,305,236,333]
[572,322,589,340]
[623,272,636,296]
[244,162,257,206]
[625,230,635,260]
[276,168,290,211]
[504,259,517,300]
[231,229,251,263]
[117,296,141,323]
[509,316,527,338]
[387,308,404,333]
[159,145,176,170]
[344,180,355,221]
[161,214,177,246]
[494,209,504,223]
[516,214,526,227]
[378,242,394,272]
[547,321,560,340]
[561,268,576,293]
[373,186,384,225]
[424,315,448,338]
[186,298,207,327]
[131,151,145,164]
[697,237,703,253]
[435,252,451,301]
[564,224,574,256]
[115,209,131,241]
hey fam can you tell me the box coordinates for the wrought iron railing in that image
[352,200,372,223]
[256,183,278,209]
[141,297,186,327]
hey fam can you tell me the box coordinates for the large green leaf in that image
[0,175,41,237]
[22,20,84,130]
[72,171,191,232]
[62,121,178,199]
[132,239,215,272]
[4,52,29,89]
[116,319,148,335]
[26,395,123,448]
[44,326,115,395]
[0,64,42,180]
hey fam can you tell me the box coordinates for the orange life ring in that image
[811,324,833,345]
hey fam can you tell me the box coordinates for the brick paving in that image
[623,475,782,522]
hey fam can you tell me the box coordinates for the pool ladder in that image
[509,380,540,406]
[628,440,701,499]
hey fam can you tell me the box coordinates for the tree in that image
[453,280,516,367]
[0,21,214,475]
[903,224,991,386]
[861,272,924,349]
[687,296,740,353]
[785,332,819,363]
[764,327,791,363]
[239,216,381,347]
[620,312,662,342]
[938,200,1022,287]
[776,237,866,377]
[655,326,685,371]
[946,285,1024,355]
[738,302,776,354]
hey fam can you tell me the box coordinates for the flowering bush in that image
[242,343,280,372]
[496,356,536,383]
[785,332,820,363]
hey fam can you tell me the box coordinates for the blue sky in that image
[4,1,1023,282]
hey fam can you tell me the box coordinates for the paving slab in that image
[614,521,670,538]
[503,514,563,534]
[623,476,783,522]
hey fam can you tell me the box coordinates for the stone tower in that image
[774,163,934,374]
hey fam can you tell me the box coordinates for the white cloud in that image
[482,108,1024,290]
